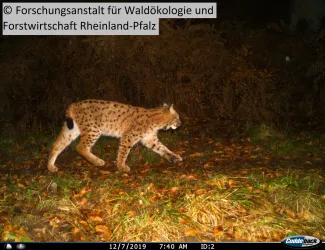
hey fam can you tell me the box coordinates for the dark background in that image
[1,0,325,135]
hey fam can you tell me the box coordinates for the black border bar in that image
[1,242,325,250]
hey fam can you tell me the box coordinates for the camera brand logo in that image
[281,235,322,248]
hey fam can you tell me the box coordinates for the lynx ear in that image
[169,104,175,113]
[163,103,169,107]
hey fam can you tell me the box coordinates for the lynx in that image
[47,100,182,172]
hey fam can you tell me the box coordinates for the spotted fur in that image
[47,99,182,172]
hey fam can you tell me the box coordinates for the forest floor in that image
[0,119,324,242]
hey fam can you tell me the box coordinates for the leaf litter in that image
[0,120,324,241]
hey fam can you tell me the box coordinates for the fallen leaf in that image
[49,217,60,229]
[95,225,110,233]
[234,231,241,240]
[299,211,314,221]
[170,187,180,193]
[178,217,189,224]
[77,197,88,207]
[17,183,25,188]
[141,169,150,174]
[147,183,155,191]
[149,196,158,202]
[213,226,224,237]
[189,152,204,158]
[228,179,236,186]
[272,231,283,241]
[79,187,87,196]
[105,205,112,215]
[195,189,207,196]
[184,227,199,236]
[203,163,213,169]
[39,176,46,184]
[186,175,197,181]
[285,207,296,218]
[99,170,111,175]
[226,227,234,236]
[127,211,137,217]
[312,157,323,162]
[71,227,81,241]
[88,216,103,222]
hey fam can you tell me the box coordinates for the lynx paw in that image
[118,164,130,172]
[48,164,58,172]
[174,155,183,163]
[173,154,183,163]
[94,159,105,167]
[165,154,182,163]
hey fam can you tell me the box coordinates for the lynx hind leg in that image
[76,133,105,167]
[116,136,139,172]
[48,121,80,172]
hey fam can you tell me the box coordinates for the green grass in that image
[160,130,186,145]
[243,123,325,157]
[0,125,325,242]
[248,169,325,194]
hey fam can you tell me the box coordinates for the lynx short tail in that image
[66,117,74,130]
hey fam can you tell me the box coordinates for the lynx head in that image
[162,103,181,130]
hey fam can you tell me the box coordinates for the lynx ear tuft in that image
[169,104,175,112]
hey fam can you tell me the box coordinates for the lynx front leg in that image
[77,133,105,167]
[141,135,182,163]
